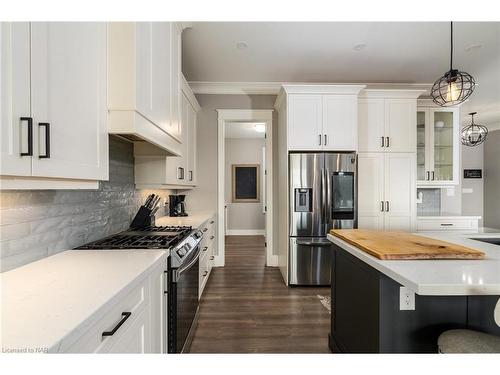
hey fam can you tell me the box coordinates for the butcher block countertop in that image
[327,230,500,296]
[330,229,485,260]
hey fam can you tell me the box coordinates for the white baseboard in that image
[226,229,265,236]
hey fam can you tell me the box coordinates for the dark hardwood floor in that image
[189,235,331,353]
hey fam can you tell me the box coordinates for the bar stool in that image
[438,298,500,353]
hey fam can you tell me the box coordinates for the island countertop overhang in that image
[327,231,500,296]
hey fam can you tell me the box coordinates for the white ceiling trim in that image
[189,81,433,96]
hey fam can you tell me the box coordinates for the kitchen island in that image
[327,230,500,353]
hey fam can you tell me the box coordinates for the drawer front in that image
[417,219,475,232]
[64,277,149,353]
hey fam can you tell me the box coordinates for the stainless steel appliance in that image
[289,152,357,285]
[75,225,203,353]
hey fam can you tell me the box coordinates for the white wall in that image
[225,138,265,232]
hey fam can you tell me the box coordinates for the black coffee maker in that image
[169,195,188,217]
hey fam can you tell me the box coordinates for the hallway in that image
[189,235,331,353]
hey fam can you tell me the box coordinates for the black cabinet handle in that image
[102,312,131,337]
[385,201,390,212]
[210,235,215,240]
[38,123,50,159]
[381,136,385,148]
[202,228,208,232]
[431,171,435,181]
[386,136,390,148]
[380,201,385,212]
[324,134,327,146]
[440,223,454,226]
[318,134,322,146]
[20,117,33,156]
[426,171,430,181]
[177,167,185,180]
[202,246,208,252]
[203,271,208,277]
[209,220,214,224]
[210,256,214,260]
[189,170,193,181]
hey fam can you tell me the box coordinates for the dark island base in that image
[329,245,500,353]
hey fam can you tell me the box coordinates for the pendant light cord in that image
[450,21,453,71]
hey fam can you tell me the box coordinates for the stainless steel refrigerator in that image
[289,152,357,285]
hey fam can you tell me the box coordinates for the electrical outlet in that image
[399,287,415,310]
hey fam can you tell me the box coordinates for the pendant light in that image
[431,22,476,107]
[461,112,488,147]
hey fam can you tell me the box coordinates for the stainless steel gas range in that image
[76,225,203,353]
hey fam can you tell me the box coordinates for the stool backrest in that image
[495,298,500,327]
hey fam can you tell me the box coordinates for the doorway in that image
[216,110,276,267]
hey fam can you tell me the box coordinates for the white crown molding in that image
[359,88,428,99]
[189,81,433,97]
[189,81,283,95]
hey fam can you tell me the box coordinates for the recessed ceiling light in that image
[236,41,248,50]
[353,43,366,51]
[465,44,482,52]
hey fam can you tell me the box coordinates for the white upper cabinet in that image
[107,22,183,155]
[323,95,358,151]
[288,94,323,150]
[1,23,31,177]
[358,91,423,153]
[285,86,365,151]
[1,22,108,187]
[416,102,459,186]
[30,22,108,180]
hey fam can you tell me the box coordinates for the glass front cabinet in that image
[417,103,459,186]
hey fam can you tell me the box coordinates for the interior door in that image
[288,94,323,150]
[357,153,385,230]
[323,95,357,151]
[384,153,416,232]
[30,22,108,180]
[358,99,385,152]
[384,99,416,153]
[0,22,32,176]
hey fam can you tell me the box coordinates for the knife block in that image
[130,205,154,229]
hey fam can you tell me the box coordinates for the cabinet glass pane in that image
[433,111,454,181]
[417,111,426,180]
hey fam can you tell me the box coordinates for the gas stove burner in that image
[76,225,193,250]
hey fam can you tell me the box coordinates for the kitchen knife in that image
[151,195,161,209]
[147,194,156,209]
[144,194,154,208]
[150,206,159,217]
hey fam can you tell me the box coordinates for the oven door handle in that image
[175,247,201,279]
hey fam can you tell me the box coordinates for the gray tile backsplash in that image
[0,136,173,272]
[417,188,441,216]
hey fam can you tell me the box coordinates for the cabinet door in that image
[136,22,172,134]
[288,94,323,150]
[165,93,189,185]
[323,95,357,151]
[30,22,108,180]
[0,22,32,176]
[187,101,197,185]
[358,99,385,152]
[357,153,385,230]
[384,99,416,153]
[431,109,458,184]
[384,153,416,232]
[416,109,432,183]
[105,307,151,353]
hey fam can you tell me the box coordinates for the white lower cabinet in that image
[416,217,480,232]
[358,153,416,232]
[62,262,164,353]
[199,215,216,299]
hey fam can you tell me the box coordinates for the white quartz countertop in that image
[327,231,500,296]
[1,249,166,352]
[155,212,215,229]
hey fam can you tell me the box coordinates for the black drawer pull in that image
[209,220,214,224]
[202,228,208,232]
[102,312,131,337]
[38,122,50,158]
[203,271,208,277]
[20,117,33,156]
[202,246,208,252]
[440,223,454,226]
[210,256,214,260]
[210,235,215,240]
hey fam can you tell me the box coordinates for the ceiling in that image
[182,22,500,128]
[225,122,266,139]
